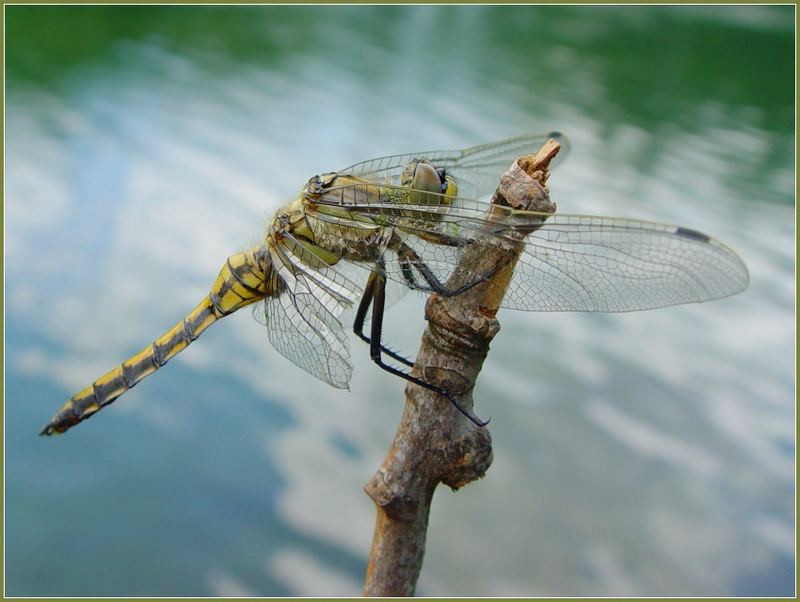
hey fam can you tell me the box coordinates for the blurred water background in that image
[4,5,794,597]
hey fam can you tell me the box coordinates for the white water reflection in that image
[266,548,362,596]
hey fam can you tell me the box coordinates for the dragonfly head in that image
[402,160,458,207]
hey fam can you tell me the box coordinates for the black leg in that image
[399,254,422,290]
[353,270,414,368]
[367,266,489,427]
[396,242,499,297]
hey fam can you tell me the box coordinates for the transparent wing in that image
[308,186,749,313]
[253,237,363,388]
[339,132,570,199]
[504,215,750,312]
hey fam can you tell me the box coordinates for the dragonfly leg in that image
[399,253,423,291]
[353,271,414,367]
[365,265,489,428]
[416,230,465,248]
[396,242,498,297]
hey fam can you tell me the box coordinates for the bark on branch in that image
[363,139,562,597]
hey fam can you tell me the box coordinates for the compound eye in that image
[412,162,441,194]
[436,168,448,193]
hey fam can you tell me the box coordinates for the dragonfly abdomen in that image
[40,245,273,436]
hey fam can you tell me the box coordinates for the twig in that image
[362,139,562,596]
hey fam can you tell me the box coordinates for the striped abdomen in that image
[40,245,275,436]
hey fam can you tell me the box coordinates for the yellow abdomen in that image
[40,245,274,435]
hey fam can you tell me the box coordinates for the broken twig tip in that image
[517,138,561,177]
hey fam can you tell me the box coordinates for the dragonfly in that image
[40,132,749,435]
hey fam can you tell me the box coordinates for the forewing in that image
[311,189,749,312]
[253,238,363,388]
[340,132,569,199]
